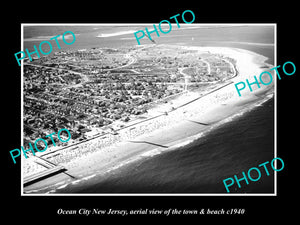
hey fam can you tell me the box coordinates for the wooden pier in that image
[23,165,66,187]
[23,156,75,187]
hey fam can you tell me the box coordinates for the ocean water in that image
[24,25,274,64]
[58,98,274,193]
[23,25,275,193]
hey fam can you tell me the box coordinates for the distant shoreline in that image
[23,46,274,194]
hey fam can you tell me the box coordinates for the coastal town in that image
[23,44,237,181]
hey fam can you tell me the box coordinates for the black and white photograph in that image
[3,3,297,221]
[21,23,276,195]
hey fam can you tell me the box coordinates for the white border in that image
[20,23,277,196]
[274,24,277,195]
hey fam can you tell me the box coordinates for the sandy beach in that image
[23,46,274,194]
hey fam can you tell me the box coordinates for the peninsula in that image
[22,44,274,193]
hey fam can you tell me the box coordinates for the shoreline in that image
[23,46,274,194]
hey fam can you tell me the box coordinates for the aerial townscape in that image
[23,44,237,189]
[24,45,236,146]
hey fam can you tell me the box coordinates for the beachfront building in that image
[23,45,236,149]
